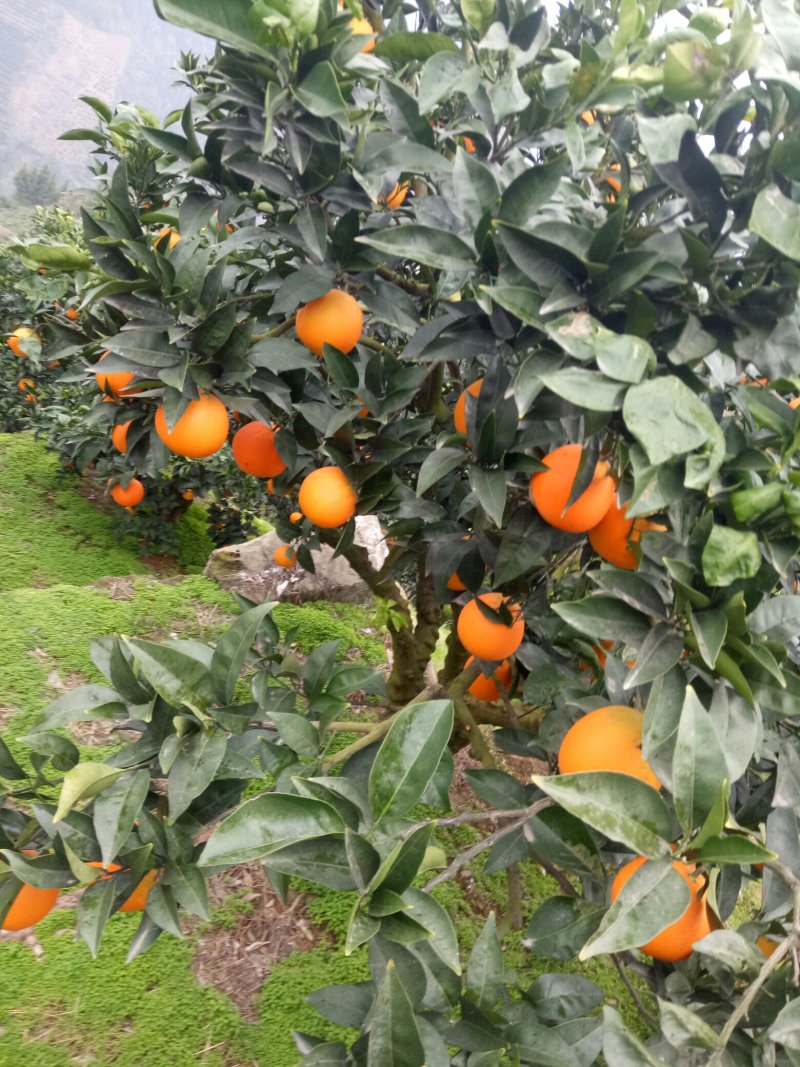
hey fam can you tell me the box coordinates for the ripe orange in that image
[111,420,131,453]
[290,511,303,524]
[791,397,800,410]
[605,162,622,193]
[581,110,596,125]
[454,378,483,435]
[447,572,467,592]
[154,226,181,250]
[558,705,660,789]
[110,479,145,507]
[95,352,135,396]
[611,856,713,961]
[295,289,363,356]
[273,544,298,568]
[466,656,512,700]
[462,136,476,154]
[231,421,287,478]
[529,444,615,533]
[381,182,409,209]
[7,327,40,358]
[588,497,664,570]
[1,880,60,931]
[65,307,79,321]
[182,489,195,502]
[155,394,229,459]
[757,934,781,958]
[457,593,524,661]
[17,377,35,393]
[87,862,157,912]
[298,467,358,528]
[349,16,375,51]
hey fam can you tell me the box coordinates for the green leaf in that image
[594,333,656,383]
[418,52,479,112]
[750,184,800,260]
[469,466,507,527]
[580,858,690,959]
[487,69,530,122]
[701,525,761,587]
[768,996,800,1051]
[672,687,727,832]
[748,595,800,642]
[462,0,495,35]
[624,623,684,686]
[167,863,209,919]
[140,127,194,161]
[623,377,725,488]
[76,876,117,958]
[499,157,567,227]
[125,639,215,713]
[403,888,461,974]
[211,602,276,704]
[466,913,503,1010]
[102,330,182,368]
[417,447,464,495]
[694,835,777,865]
[295,62,349,121]
[603,1007,670,1067]
[357,226,474,271]
[154,0,262,54]
[93,770,149,869]
[264,835,356,891]
[527,974,604,1023]
[54,763,124,823]
[199,793,344,867]
[539,368,627,411]
[690,608,727,668]
[368,700,453,823]
[0,736,27,781]
[10,243,92,271]
[552,596,650,643]
[657,999,722,1051]
[480,283,543,325]
[526,896,604,959]
[367,961,425,1067]
[168,730,228,821]
[374,32,459,61]
[532,772,672,858]
[453,149,500,232]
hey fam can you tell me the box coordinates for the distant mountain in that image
[0,0,208,195]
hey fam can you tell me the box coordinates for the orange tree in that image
[4,0,800,1060]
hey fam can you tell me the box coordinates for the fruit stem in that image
[376,264,431,298]
[251,318,295,342]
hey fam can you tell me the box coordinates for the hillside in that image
[0,0,203,195]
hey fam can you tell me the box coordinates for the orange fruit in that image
[38,267,46,275]
[290,511,303,524]
[447,572,467,592]
[381,182,409,209]
[7,327,40,357]
[119,869,157,913]
[611,856,713,961]
[604,162,622,194]
[349,15,374,51]
[65,307,79,321]
[17,377,35,393]
[298,467,358,528]
[154,226,181,250]
[581,110,596,125]
[589,498,664,570]
[110,479,145,507]
[462,136,476,154]
[155,394,229,458]
[757,934,781,958]
[273,544,298,568]
[1,881,60,931]
[295,289,363,356]
[466,656,512,701]
[181,489,195,502]
[790,397,800,410]
[530,444,615,533]
[231,421,287,478]
[457,593,524,661]
[111,420,131,453]
[95,352,135,396]
[558,705,660,789]
[454,378,483,435]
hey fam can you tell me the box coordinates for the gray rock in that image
[204,516,388,605]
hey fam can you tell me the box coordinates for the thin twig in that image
[250,318,295,342]
[611,954,658,1031]
[376,264,431,297]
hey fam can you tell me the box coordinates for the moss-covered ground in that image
[0,433,653,1066]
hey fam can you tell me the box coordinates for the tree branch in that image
[376,264,431,297]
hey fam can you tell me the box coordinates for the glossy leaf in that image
[93,769,149,869]
[672,687,727,831]
[368,700,453,823]
[211,601,276,704]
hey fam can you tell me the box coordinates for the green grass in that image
[0,433,150,591]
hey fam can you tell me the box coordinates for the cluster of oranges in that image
[1,858,156,933]
[558,705,715,960]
